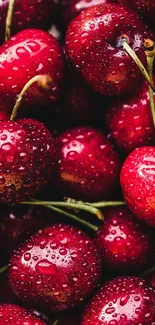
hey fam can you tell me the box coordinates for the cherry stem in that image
[5,0,16,41]
[0,265,8,274]
[52,321,59,325]
[122,39,155,93]
[144,39,155,127]
[89,201,126,208]
[141,264,155,277]
[21,200,104,221]
[21,201,98,231]
[10,74,52,121]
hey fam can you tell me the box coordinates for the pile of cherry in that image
[0,0,155,324]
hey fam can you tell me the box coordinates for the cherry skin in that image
[120,146,155,227]
[0,206,58,254]
[95,206,155,274]
[59,0,117,30]
[65,3,150,96]
[0,111,9,120]
[56,126,121,201]
[9,224,102,312]
[0,304,46,324]
[0,118,55,204]
[118,0,155,22]
[0,0,55,44]
[104,81,155,153]
[82,276,155,325]
[0,29,65,111]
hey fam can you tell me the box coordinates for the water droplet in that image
[105,307,115,314]
[24,253,31,261]
[35,259,57,275]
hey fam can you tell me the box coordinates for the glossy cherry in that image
[65,3,150,96]
[82,276,155,325]
[56,126,121,201]
[120,146,155,227]
[0,0,55,44]
[0,304,46,324]
[0,118,55,204]
[119,0,155,22]
[0,29,65,111]
[105,81,155,153]
[9,224,102,312]
[95,206,155,274]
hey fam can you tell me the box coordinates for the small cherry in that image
[82,276,155,325]
[0,28,65,111]
[0,304,46,324]
[95,206,155,274]
[120,146,155,227]
[65,3,151,96]
[9,224,102,312]
[56,126,121,201]
[104,80,155,153]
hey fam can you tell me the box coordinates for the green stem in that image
[10,75,52,121]
[146,55,155,127]
[22,200,104,221]
[90,201,126,208]
[5,0,16,41]
[141,264,155,277]
[0,265,8,274]
[52,321,59,325]
[123,40,155,93]
[21,202,98,232]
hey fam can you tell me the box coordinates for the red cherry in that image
[0,29,65,111]
[9,224,101,312]
[0,0,55,44]
[65,3,151,96]
[0,304,46,324]
[82,276,155,325]
[56,127,121,201]
[95,206,155,274]
[0,118,55,204]
[104,81,155,153]
[118,0,155,22]
[120,146,155,227]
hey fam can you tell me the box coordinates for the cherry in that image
[59,0,117,30]
[0,111,9,120]
[118,0,155,23]
[120,146,155,227]
[65,3,151,96]
[0,304,46,324]
[9,224,102,312]
[0,118,55,204]
[104,81,155,153]
[0,29,65,111]
[0,205,58,254]
[0,0,55,44]
[82,276,155,325]
[95,206,155,274]
[56,126,121,201]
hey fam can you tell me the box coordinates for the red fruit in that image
[0,304,46,324]
[0,0,55,44]
[0,29,65,110]
[118,0,155,22]
[0,206,57,254]
[56,127,121,201]
[120,146,155,227]
[95,206,155,274]
[65,3,150,96]
[9,224,101,312]
[59,0,117,29]
[145,274,155,290]
[105,81,155,153]
[0,111,9,120]
[82,276,155,325]
[0,118,55,204]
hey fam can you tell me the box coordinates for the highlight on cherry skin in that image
[0,0,155,324]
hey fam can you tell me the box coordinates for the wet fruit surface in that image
[65,3,150,96]
[82,276,155,325]
[120,146,155,227]
[0,304,46,324]
[9,224,101,311]
[56,126,121,201]
[0,119,55,203]
[95,207,155,274]
[118,0,155,22]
